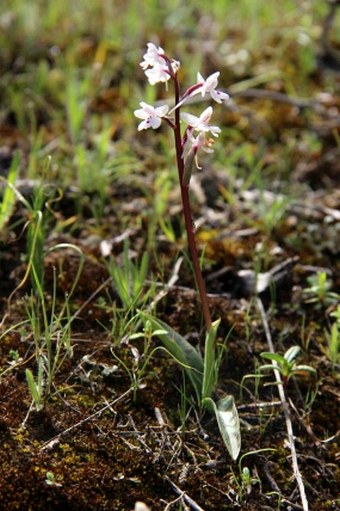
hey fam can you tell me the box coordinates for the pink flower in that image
[140,42,180,85]
[196,72,229,103]
[140,43,165,70]
[181,106,221,137]
[134,102,169,131]
[144,64,171,85]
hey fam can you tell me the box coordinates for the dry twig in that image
[165,476,206,511]
[256,298,309,511]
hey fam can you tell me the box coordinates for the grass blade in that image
[0,152,20,230]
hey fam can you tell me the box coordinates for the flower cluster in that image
[140,42,180,85]
[134,43,229,182]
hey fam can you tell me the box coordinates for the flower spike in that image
[140,42,180,85]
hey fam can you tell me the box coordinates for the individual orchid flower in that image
[172,71,229,111]
[196,72,229,103]
[134,102,169,131]
[144,64,171,85]
[181,106,221,137]
[140,42,165,70]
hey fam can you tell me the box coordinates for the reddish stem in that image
[172,74,212,330]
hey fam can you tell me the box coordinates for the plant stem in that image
[172,75,212,331]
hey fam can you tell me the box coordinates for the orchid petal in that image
[181,112,200,126]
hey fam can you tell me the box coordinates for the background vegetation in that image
[0,1,339,510]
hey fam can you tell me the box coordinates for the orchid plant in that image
[134,43,240,460]
[135,42,229,331]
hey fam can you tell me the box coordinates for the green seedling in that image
[45,471,62,487]
[323,322,340,366]
[9,349,20,362]
[24,243,84,409]
[25,363,44,412]
[112,318,169,402]
[108,240,154,312]
[231,465,259,503]
[330,304,340,323]
[303,271,339,308]
[230,448,274,502]
[260,345,316,386]
[66,71,91,144]
[324,305,340,365]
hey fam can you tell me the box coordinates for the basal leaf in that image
[140,313,204,398]
[205,395,241,460]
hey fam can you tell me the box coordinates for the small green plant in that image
[8,349,20,362]
[260,345,316,386]
[303,271,339,308]
[66,71,91,144]
[25,363,44,412]
[111,318,168,402]
[230,448,274,502]
[24,243,84,409]
[134,43,240,459]
[108,240,154,312]
[320,305,340,367]
[45,471,62,487]
[323,321,340,366]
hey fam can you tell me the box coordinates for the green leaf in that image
[202,318,220,401]
[284,345,301,363]
[25,368,43,411]
[0,152,20,230]
[293,365,317,375]
[260,352,285,364]
[258,363,279,372]
[140,313,204,399]
[205,396,241,460]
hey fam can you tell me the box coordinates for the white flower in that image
[140,43,165,70]
[134,102,169,131]
[196,72,229,103]
[145,63,171,85]
[181,106,221,137]
[140,42,180,85]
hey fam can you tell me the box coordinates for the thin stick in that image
[256,298,309,511]
[165,476,206,511]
